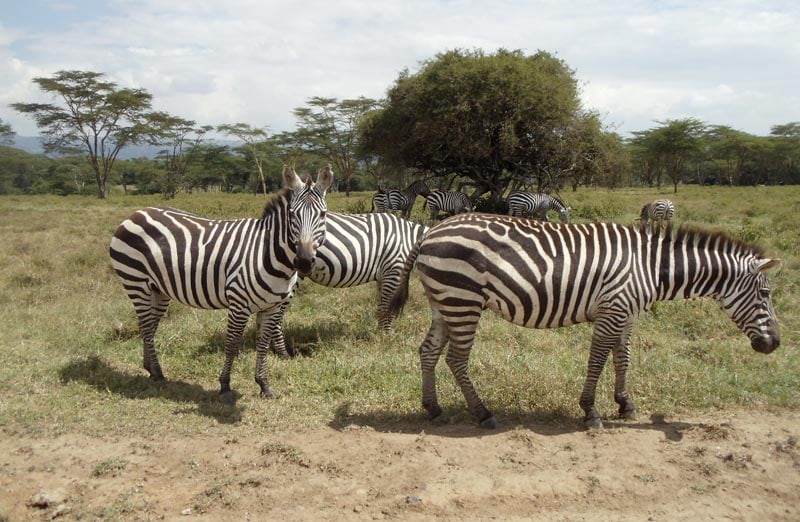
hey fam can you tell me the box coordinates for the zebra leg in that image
[580,317,618,429]
[613,325,637,420]
[419,309,449,423]
[218,306,249,405]
[376,278,397,331]
[254,309,280,399]
[444,312,496,428]
[133,289,170,381]
[258,305,292,358]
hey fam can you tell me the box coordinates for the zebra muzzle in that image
[294,242,315,276]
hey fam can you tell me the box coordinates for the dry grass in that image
[0,185,798,439]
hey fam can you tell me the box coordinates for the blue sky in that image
[1,0,798,138]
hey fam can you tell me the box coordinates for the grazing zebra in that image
[371,180,430,219]
[506,191,571,223]
[389,213,781,429]
[640,199,675,227]
[109,165,334,404]
[259,212,429,356]
[424,190,474,221]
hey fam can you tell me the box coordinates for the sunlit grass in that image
[0,185,798,438]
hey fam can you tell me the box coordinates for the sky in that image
[1,0,798,140]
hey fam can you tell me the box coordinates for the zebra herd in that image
[110,168,781,429]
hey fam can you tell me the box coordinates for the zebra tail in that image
[387,233,425,319]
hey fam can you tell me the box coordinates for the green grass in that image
[0,185,798,438]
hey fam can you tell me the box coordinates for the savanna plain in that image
[1,185,799,521]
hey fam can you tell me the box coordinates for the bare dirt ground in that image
[2,410,799,521]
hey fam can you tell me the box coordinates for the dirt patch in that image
[2,410,799,520]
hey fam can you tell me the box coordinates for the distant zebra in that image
[389,214,781,429]
[640,199,675,227]
[506,191,570,223]
[109,165,334,404]
[371,180,430,219]
[259,212,429,356]
[424,190,474,221]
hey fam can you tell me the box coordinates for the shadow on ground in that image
[328,402,693,442]
[59,355,242,424]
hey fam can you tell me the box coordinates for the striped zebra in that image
[640,199,675,227]
[258,212,429,356]
[371,180,430,219]
[109,165,334,405]
[506,190,571,223]
[389,213,781,429]
[424,190,474,221]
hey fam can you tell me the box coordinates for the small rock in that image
[28,489,65,509]
[405,495,422,507]
[181,508,192,516]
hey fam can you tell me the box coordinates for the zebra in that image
[371,180,430,219]
[506,191,571,223]
[109,165,334,405]
[258,212,429,356]
[640,199,675,227]
[389,213,781,430]
[424,190,474,221]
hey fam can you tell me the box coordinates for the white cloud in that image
[1,0,798,139]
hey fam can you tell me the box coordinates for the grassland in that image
[0,185,798,440]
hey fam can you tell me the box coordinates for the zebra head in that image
[718,257,781,354]
[284,164,334,276]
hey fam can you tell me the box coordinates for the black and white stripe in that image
[640,199,675,227]
[424,190,474,221]
[109,165,334,404]
[506,191,571,223]
[372,180,430,219]
[261,212,429,356]
[390,214,781,429]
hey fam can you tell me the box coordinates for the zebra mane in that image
[260,188,291,219]
[656,222,766,258]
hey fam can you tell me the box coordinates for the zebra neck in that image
[653,230,728,302]
[260,193,296,272]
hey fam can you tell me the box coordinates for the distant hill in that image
[8,136,239,160]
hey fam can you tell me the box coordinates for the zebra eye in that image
[759,288,770,299]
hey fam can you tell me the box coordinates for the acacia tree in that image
[293,96,380,196]
[11,70,157,198]
[359,48,582,204]
[216,123,274,196]
[633,119,705,193]
[148,112,211,198]
[770,122,800,184]
[0,118,14,145]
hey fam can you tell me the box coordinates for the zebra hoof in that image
[585,417,604,430]
[260,388,276,399]
[430,412,450,425]
[220,391,236,406]
[479,415,498,429]
[620,409,637,420]
[148,371,165,382]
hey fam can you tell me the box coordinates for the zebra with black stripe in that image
[389,213,780,429]
[506,190,571,223]
[109,165,334,404]
[640,199,675,227]
[424,190,474,221]
[371,180,430,219]
[259,212,429,356]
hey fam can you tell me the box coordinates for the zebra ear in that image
[283,165,304,191]
[315,164,334,194]
[752,258,781,274]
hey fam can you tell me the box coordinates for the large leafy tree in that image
[633,119,705,193]
[147,112,211,198]
[293,96,380,196]
[770,122,800,184]
[359,48,582,203]
[10,70,156,198]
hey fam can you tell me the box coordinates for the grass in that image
[0,185,798,439]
